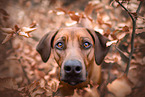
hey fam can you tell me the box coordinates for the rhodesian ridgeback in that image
[36,27,110,96]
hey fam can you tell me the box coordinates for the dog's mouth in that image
[61,77,86,86]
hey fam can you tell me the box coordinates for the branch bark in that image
[115,0,143,75]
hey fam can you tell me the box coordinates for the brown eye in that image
[83,42,92,49]
[55,42,64,50]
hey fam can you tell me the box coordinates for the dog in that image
[36,27,110,96]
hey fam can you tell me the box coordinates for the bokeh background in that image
[0,0,145,97]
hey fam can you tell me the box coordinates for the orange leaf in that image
[84,3,95,17]
[18,31,30,37]
[0,78,18,91]
[68,11,80,22]
[14,25,20,32]
[104,29,111,37]
[0,28,14,34]
[21,27,37,33]
[104,23,112,28]
[107,74,133,97]
[122,25,129,32]
[106,40,118,47]
[2,34,13,44]
[30,21,37,28]
[111,34,117,40]
[56,8,67,13]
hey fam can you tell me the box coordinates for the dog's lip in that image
[61,78,86,86]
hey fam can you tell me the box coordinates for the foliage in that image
[0,0,144,97]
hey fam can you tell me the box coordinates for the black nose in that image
[64,60,82,75]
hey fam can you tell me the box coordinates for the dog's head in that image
[36,27,110,85]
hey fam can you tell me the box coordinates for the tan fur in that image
[36,27,110,96]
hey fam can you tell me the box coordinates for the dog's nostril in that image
[75,66,82,73]
[64,66,71,73]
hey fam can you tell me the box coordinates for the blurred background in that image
[0,0,145,97]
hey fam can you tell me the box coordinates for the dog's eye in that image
[83,42,92,49]
[55,42,64,50]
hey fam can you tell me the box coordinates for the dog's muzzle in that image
[60,60,87,85]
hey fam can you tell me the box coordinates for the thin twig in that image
[115,0,143,75]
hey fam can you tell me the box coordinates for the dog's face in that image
[36,27,110,86]
[52,28,94,85]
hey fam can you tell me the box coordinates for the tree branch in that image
[115,0,143,75]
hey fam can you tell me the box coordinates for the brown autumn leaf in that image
[104,23,112,28]
[18,27,37,37]
[106,40,118,47]
[131,12,137,19]
[34,69,45,78]
[68,11,80,22]
[84,3,96,17]
[18,31,30,37]
[116,32,127,40]
[111,34,117,40]
[28,81,40,93]
[104,29,111,37]
[72,89,81,97]
[19,81,46,97]
[65,20,77,26]
[107,74,133,97]
[51,81,59,92]
[14,25,20,32]
[0,28,14,34]
[0,78,18,91]
[29,21,37,28]
[1,22,37,44]
[84,85,100,97]
[122,25,129,32]
[30,87,45,97]
[56,8,67,14]
[2,34,13,44]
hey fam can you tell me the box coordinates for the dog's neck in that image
[57,61,101,96]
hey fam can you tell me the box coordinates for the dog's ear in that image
[87,29,110,65]
[36,31,58,62]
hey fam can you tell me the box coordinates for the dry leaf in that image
[31,87,45,97]
[18,31,30,37]
[18,27,37,37]
[56,8,67,14]
[84,85,100,97]
[34,69,45,78]
[1,22,37,44]
[116,32,126,40]
[0,78,18,91]
[107,75,133,97]
[104,29,111,37]
[106,40,118,47]
[0,28,14,34]
[72,89,81,97]
[28,81,40,93]
[51,81,59,92]
[65,20,77,26]
[68,11,80,22]
[2,34,13,44]
[21,27,37,33]
[122,25,129,32]
[85,3,96,17]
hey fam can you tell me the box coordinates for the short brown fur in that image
[36,27,110,96]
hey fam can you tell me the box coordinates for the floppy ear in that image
[87,29,110,65]
[36,31,58,62]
